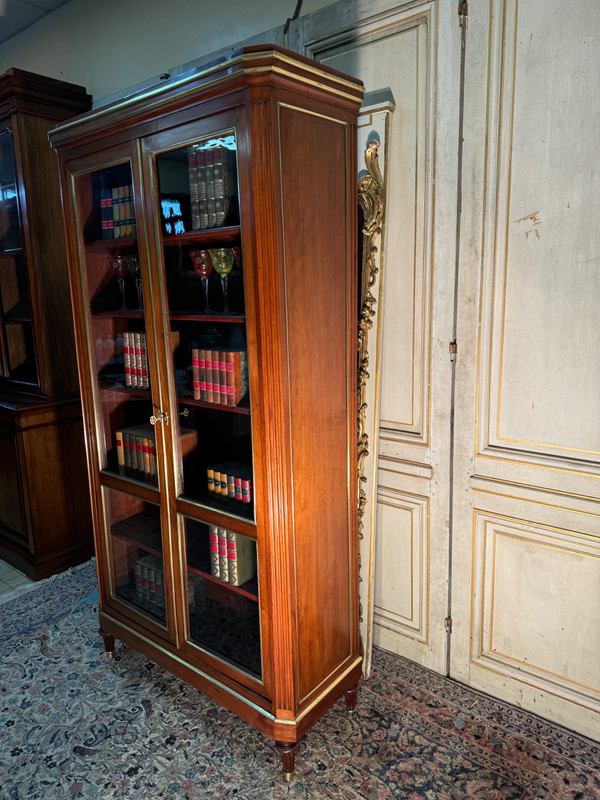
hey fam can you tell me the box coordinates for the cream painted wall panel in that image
[472,514,600,698]
[305,4,433,439]
[301,0,459,675]
[477,0,600,462]
[453,0,600,740]
[373,489,429,651]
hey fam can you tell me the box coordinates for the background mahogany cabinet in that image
[0,69,93,579]
[50,46,364,775]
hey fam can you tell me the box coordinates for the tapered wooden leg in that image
[99,628,115,659]
[345,681,360,717]
[276,740,299,781]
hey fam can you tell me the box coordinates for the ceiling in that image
[0,0,73,47]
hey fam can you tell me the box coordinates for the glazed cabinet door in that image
[140,112,264,693]
[66,145,174,636]
[0,127,39,390]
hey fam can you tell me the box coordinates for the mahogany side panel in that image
[279,104,357,701]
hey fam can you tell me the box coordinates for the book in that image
[225,350,248,406]
[196,148,207,230]
[134,559,142,599]
[119,185,128,236]
[112,186,120,237]
[204,349,214,403]
[115,429,125,475]
[133,332,142,388]
[127,434,138,478]
[204,148,216,228]
[241,466,253,504]
[147,439,157,484]
[192,347,200,400]
[122,431,131,474]
[198,349,207,401]
[136,553,165,610]
[188,147,200,230]
[116,423,197,483]
[100,187,113,239]
[218,350,228,403]
[208,523,220,579]
[142,436,151,477]
[218,527,229,580]
[226,529,257,587]
[135,435,144,475]
[212,465,223,496]
[139,333,149,389]
[211,351,221,404]
[212,145,238,227]
[123,332,132,386]
[226,471,235,499]
[127,184,136,237]
[206,460,252,505]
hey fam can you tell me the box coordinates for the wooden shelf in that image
[169,312,245,323]
[85,237,138,251]
[162,226,241,247]
[176,393,250,415]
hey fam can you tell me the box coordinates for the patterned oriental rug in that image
[0,562,598,800]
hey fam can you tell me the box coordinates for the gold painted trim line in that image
[244,65,364,103]
[287,656,363,726]
[50,55,245,137]
[50,49,363,145]
[241,49,365,95]
[102,617,275,722]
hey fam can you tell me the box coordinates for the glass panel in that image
[156,132,254,520]
[0,130,21,252]
[106,487,166,623]
[184,516,261,678]
[75,161,155,484]
[157,133,239,235]
[0,132,38,386]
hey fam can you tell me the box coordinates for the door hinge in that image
[458,1,468,28]
[449,340,458,361]
[444,616,453,633]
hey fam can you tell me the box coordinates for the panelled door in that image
[299,0,599,739]
[451,0,600,739]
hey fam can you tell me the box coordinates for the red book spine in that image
[192,348,200,400]
[209,525,220,578]
[198,348,207,401]
[205,349,213,403]
[212,351,221,404]
[234,476,242,501]
[139,333,148,389]
[123,332,131,386]
[219,351,228,401]
[227,472,235,499]
[241,478,252,504]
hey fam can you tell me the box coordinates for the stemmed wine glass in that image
[125,255,143,310]
[208,248,234,313]
[108,255,128,311]
[189,250,213,311]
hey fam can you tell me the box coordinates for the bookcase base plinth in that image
[98,610,363,773]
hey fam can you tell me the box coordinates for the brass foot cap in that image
[284,772,293,782]
[346,708,357,718]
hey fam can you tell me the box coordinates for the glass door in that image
[73,155,167,626]
[152,127,262,681]
[0,128,39,389]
